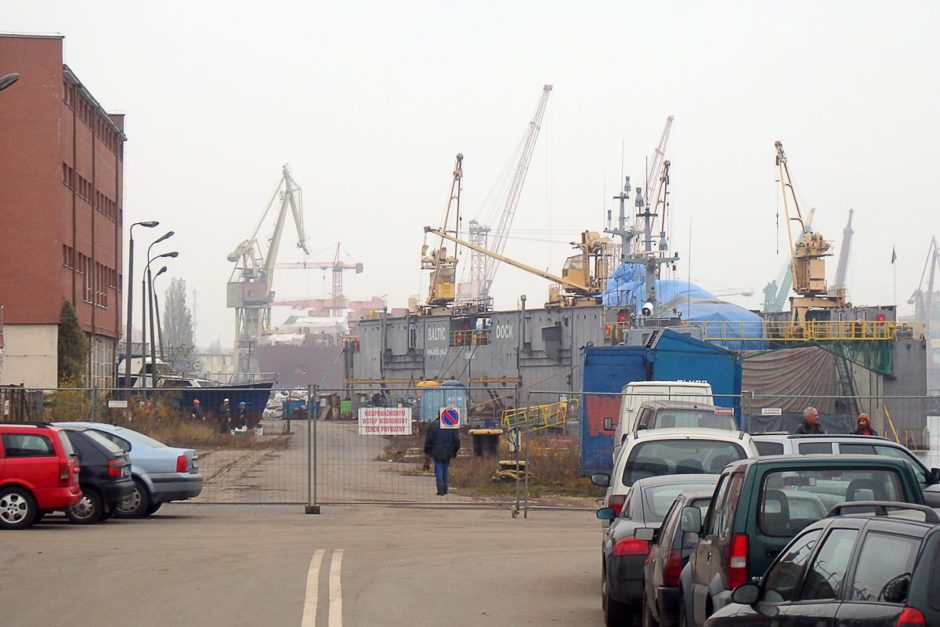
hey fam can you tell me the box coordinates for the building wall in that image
[0,324,58,388]
[0,34,125,387]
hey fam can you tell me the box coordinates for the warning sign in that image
[439,406,461,429]
[358,408,412,435]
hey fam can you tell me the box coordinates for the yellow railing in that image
[684,320,925,342]
[501,400,577,431]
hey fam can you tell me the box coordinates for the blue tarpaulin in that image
[602,264,766,350]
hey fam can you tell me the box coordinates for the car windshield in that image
[643,482,716,521]
[649,410,735,430]
[759,468,906,536]
[81,429,126,455]
[623,439,747,485]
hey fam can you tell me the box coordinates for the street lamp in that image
[146,250,178,386]
[152,266,168,361]
[141,231,174,386]
[124,220,159,389]
[0,73,19,92]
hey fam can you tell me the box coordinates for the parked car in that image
[642,487,716,627]
[596,475,720,627]
[593,428,758,516]
[0,422,81,529]
[613,381,714,462]
[678,455,929,627]
[58,426,134,524]
[705,501,940,626]
[751,432,940,507]
[54,422,202,517]
[634,401,736,433]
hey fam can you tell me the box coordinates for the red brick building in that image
[0,34,125,388]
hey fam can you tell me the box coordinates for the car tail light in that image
[663,549,683,586]
[613,536,650,557]
[728,533,749,589]
[176,455,188,472]
[107,459,122,478]
[608,494,626,518]
[896,608,926,626]
[59,459,72,486]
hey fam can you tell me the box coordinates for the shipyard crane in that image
[829,209,854,300]
[634,115,674,255]
[425,226,610,306]
[276,243,363,315]
[909,236,939,329]
[420,154,463,310]
[477,84,553,305]
[227,165,309,374]
[762,207,816,312]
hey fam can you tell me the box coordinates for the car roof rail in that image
[0,420,55,427]
[827,501,940,524]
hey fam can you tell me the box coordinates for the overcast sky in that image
[4,1,938,348]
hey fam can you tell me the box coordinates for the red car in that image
[0,422,82,529]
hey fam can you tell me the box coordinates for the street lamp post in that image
[142,231,174,386]
[124,221,159,389]
[152,266,168,361]
[146,250,178,387]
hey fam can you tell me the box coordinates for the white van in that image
[611,381,714,462]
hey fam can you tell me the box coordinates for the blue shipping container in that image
[579,330,744,475]
[419,384,468,424]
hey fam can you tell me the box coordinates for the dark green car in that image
[678,455,929,627]
[705,502,940,626]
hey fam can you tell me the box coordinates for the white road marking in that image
[302,549,325,627]
[328,549,344,627]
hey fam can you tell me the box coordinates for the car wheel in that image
[143,502,162,517]
[67,488,103,524]
[642,596,658,627]
[603,572,631,626]
[116,479,150,518]
[0,487,37,530]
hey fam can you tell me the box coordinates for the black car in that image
[705,501,940,626]
[596,474,720,627]
[642,486,716,627]
[60,427,133,524]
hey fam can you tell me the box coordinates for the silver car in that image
[54,422,202,517]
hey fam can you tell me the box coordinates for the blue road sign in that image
[439,406,460,429]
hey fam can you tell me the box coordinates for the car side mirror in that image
[679,506,702,534]
[591,473,611,488]
[929,468,940,485]
[603,417,614,432]
[731,582,761,606]
[880,573,911,604]
[595,507,616,521]
[635,527,655,542]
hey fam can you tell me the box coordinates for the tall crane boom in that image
[479,84,553,302]
[227,165,309,375]
[634,115,674,255]
[830,209,854,297]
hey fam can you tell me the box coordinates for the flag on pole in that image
[891,246,897,264]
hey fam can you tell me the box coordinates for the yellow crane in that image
[775,140,846,324]
[423,226,610,307]
[420,154,463,310]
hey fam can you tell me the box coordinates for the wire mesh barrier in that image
[4,383,938,509]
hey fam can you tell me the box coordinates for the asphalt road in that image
[0,503,604,627]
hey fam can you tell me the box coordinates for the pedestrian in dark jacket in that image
[794,406,825,434]
[219,398,232,434]
[190,399,205,421]
[424,419,461,495]
[851,413,878,436]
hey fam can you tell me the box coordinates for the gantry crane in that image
[276,243,363,316]
[425,226,610,307]
[775,140,845,324]
[475,84,553,305]
[226,165,309,374]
